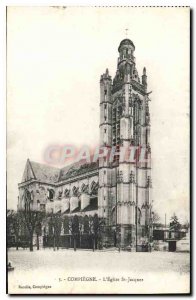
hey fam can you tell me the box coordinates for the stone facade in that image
[18,160,99,217]
[98,39,152,246]
[18,39,152,248]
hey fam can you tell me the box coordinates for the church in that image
[18,38,152,249]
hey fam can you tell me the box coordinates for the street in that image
[8,248,190,294]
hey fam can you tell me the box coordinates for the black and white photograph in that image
[6,6,190,294]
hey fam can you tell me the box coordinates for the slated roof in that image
[30,161,60,184]
[21,159,98,184]
[58,160,98,182]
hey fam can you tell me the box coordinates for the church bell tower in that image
[99,38,152,249]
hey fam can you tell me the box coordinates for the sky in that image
[7,6,190,224]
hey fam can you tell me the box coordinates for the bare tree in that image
[18,189,45,251]
[71,215,79,251]
[49,212,62,251]
[152,211,160,224]
[35,221,42,250]
[7,210,20,250]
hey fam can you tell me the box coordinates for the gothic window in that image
[138,105,141,124]
[112,108,116,121]
[81,183,89,193]
[24,192,31,210]
[90,181,98,195]
[134,99,138,121]
[104,128,107,133]
[64,188,70,197]
[81,183,85,193]
[146,128,148,145]
[134,102,139,124]
[138,126,141,145]
[30,191,34,200]
[72,186,79,197]
[24,189,31,202]
[58,191,63,199]
[111,207,116,224]
[104,89,107,95]
[48,189,55,201]
[118,106,122,118]
[104,104,107,109]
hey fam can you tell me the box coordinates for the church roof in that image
[21,159,60,184]
[58,160,98,182]
[21,159,98,185]
[30,161,60,183]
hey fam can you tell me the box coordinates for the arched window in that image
[48,189,55,201]
[64,189,70,197]
[72,186,79,197]
[111,207,116,225]
[81,183,88,193]
[30,191,34,200]
[24,189,31,211]
[24,189,31,203]
[90,181,98,196]
[58,190,63,199]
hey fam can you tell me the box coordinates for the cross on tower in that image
[125,28,128,37]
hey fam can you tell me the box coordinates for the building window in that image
[40,204,45,211]
[104,104,107,109]
[104,128,107,133]
[104,170,106,175]
[58,191,63,199]
[104,116,107,121]
[30,191,34,200]
[48,189,54,201]
[104,90,107,95]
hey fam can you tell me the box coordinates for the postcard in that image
[7,6,190,294]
